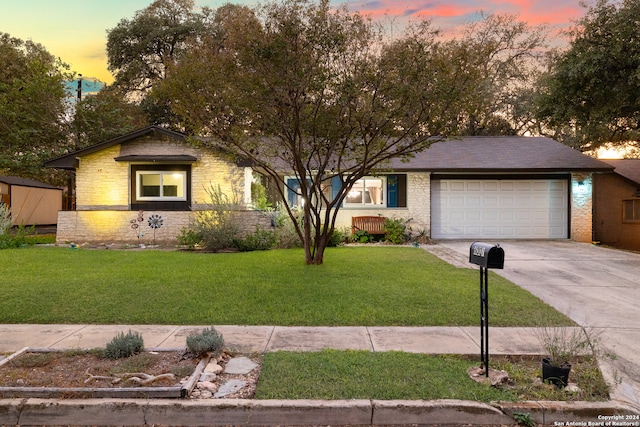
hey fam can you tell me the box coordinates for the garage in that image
[431,177,569,239]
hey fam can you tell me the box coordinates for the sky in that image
[0,0,591,84]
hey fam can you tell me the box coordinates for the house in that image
[593,159,640,251]
[44,126,270,245]
[0,176,62,226]
[45,128,613,245]
[312,136,613,241]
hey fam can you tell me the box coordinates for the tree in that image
[534,0,640,151]
[70,86,149,150]
[155,0,479,264]
[449,13,549,136]
[106,0,205,95]
[0,33,71,181]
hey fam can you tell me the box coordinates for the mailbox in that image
[469,242,504,269]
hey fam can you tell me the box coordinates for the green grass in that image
[255,350,518,401]
[255,351,609,401]
[0,246,572,326]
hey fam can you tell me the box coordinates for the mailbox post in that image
[469,242,504,377]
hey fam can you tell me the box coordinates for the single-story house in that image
[44,127,613,245]
[593,159,640,251]
[0,176,62,226]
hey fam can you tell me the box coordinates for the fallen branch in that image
[84,369,175,386]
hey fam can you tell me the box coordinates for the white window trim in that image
[344,176,387,208]
[136,170,187,201]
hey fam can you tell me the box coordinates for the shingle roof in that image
[601,159,640,185]
[0,176,61,190]
[389,136,613,172]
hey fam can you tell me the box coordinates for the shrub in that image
[104,330,144,360]
[0,203,11,236]
[190,184,241,251]
[234,227,276,252]
[177,227,202,250]
[327,227,349,247]
[352,229,374,243]
[384,217,411,244]
[186,326,225,357]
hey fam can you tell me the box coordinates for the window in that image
[623,199,640,222]
[136,171,187,201]
[345,177,385,207]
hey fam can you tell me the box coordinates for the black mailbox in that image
[469,242,504,269]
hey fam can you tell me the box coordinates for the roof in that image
[44,126,188,170]
[0,176,62,190]
[389,136,614,172]
[601,159,640,185]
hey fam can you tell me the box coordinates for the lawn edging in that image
[1,398,637,426]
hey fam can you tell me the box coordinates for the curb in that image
[1,398,638,426]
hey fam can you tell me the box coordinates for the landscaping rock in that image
[467,366,511,387]
[204,362,223,374]
[214,379,247,398]
[199,372,217,382]
[198,381,217,392]
[223,357,258,375]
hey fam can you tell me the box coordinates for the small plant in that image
[186,326,225,357]
[104,330,144,360]
[513,411,535,427]
[0,203,11,236]
[533,325,599,367]
[352,229,374,243]
[327,227,349,247]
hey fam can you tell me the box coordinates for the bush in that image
[384,217,411,244]
[177,227,202,250]
[328,227,349,247]
[352,229,374,243]
[0,224,36,249]
[234,227,276,252]
[186,326,225,356]
[104,330,144,360]
[0,203,11,236]
[190,184,241,251]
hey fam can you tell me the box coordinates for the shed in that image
[0,176,62,226]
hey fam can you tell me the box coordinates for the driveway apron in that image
[425,240,640,406]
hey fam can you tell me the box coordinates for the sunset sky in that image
[0,0,590,84]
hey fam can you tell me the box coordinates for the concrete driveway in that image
[426,240,640,406]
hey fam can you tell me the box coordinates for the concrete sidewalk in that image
[0,324,549,356]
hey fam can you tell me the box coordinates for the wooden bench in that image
[351,216,386,236]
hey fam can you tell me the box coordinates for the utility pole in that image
[77,74,82,100]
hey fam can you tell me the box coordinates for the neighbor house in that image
[593,159,640,251]
[0,176,62,226]
[45,127,613,245]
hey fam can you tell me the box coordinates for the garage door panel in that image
[432,179,568,239]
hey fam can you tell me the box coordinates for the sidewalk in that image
[0,324,549,355]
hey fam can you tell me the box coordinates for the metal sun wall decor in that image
[147,214,163,245]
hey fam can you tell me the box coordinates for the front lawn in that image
[0,246,572,326]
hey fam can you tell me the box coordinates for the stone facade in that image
[570,172,594,243]
[56,210,273,246]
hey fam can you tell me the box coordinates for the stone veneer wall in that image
[570,172,594,242]
[56,210,273,246]
[330,172,431,234]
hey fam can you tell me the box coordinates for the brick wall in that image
[56,210,273,246]
[570,172,594,242]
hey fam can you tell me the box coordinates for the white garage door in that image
[431,179,568,239]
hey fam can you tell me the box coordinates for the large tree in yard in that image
[155,0,479,264]
[535,0,640,152]
[0,33,70,181]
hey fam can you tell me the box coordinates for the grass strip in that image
[255,350,517,401]
[0,246,572,326]
[255,351,609,402]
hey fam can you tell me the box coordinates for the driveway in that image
[426,240,640,406]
